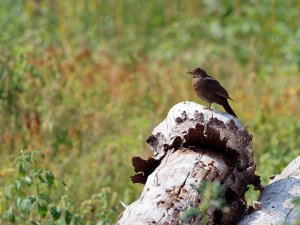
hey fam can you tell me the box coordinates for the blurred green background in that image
[0,0,299,224]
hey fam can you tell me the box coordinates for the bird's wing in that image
[203,76,232,100]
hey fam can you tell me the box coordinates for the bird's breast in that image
[192,78,202,90]
[193,78,213,103]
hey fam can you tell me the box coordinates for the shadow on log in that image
[116,101,261,225]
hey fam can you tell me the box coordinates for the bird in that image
[187,67,237,117]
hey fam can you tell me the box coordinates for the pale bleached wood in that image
[147,101,246,161]
[117,148,230,225]
[238,156,300,225]
[116,101,259,225]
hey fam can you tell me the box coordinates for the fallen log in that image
[238,156,300,225]
[116,101,260,225]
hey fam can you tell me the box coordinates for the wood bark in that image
[238,156,300,225]
[116,101,260,225]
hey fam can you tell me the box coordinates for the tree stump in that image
[116,101,260,225]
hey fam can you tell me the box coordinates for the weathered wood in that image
[238,156,300,225]
[116,101,260,225]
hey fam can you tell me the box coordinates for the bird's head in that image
[186,67,208,78]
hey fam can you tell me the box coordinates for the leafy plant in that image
[2,149,82,225]
[245,184,260,207]
[80,188,118,225]
[180,181,229,225]
[0,1,299,224]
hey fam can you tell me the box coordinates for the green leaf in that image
[46,171,54,187]
[28,221,38,225]
[4,185,14,198]
[14,180,21,191]
[24,176,32,186]
[50,206,62,221]
[7,206,15,223]
[16,198,22,208]
[38,201,48,217]
[18,162,26,175]
[38,174,47,183]
[20,196,36,214]
[65,210,72,225]
[30,169,42,178]
[74,215,83,225]
[61,180,68,191]
[61,180,67,187]
[31,150,45,159]
[46,222,56,225]
[38,194,52,204]
[293,197,300,205]
[180,207,198,222]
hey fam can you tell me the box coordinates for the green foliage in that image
[1,149,82,225]
[245,185,260,207]
[0,0,299,224]
[80,188,117,225]
[180,181,229,225]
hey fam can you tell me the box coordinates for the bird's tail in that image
[222,100,237,118]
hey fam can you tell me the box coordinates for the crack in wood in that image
[118,102,260,225]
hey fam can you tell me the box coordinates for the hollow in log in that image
[116,101,261,225]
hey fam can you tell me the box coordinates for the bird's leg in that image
[204,103,214,119]
[204,103,213,111]
[207,103,214,118]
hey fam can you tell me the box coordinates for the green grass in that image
[0,0,299,224]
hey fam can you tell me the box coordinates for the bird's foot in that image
[203,106,214,118]
[204,103,212,111]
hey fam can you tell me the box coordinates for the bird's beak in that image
[186,70,193,75]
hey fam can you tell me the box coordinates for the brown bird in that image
[187,67,237,117]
